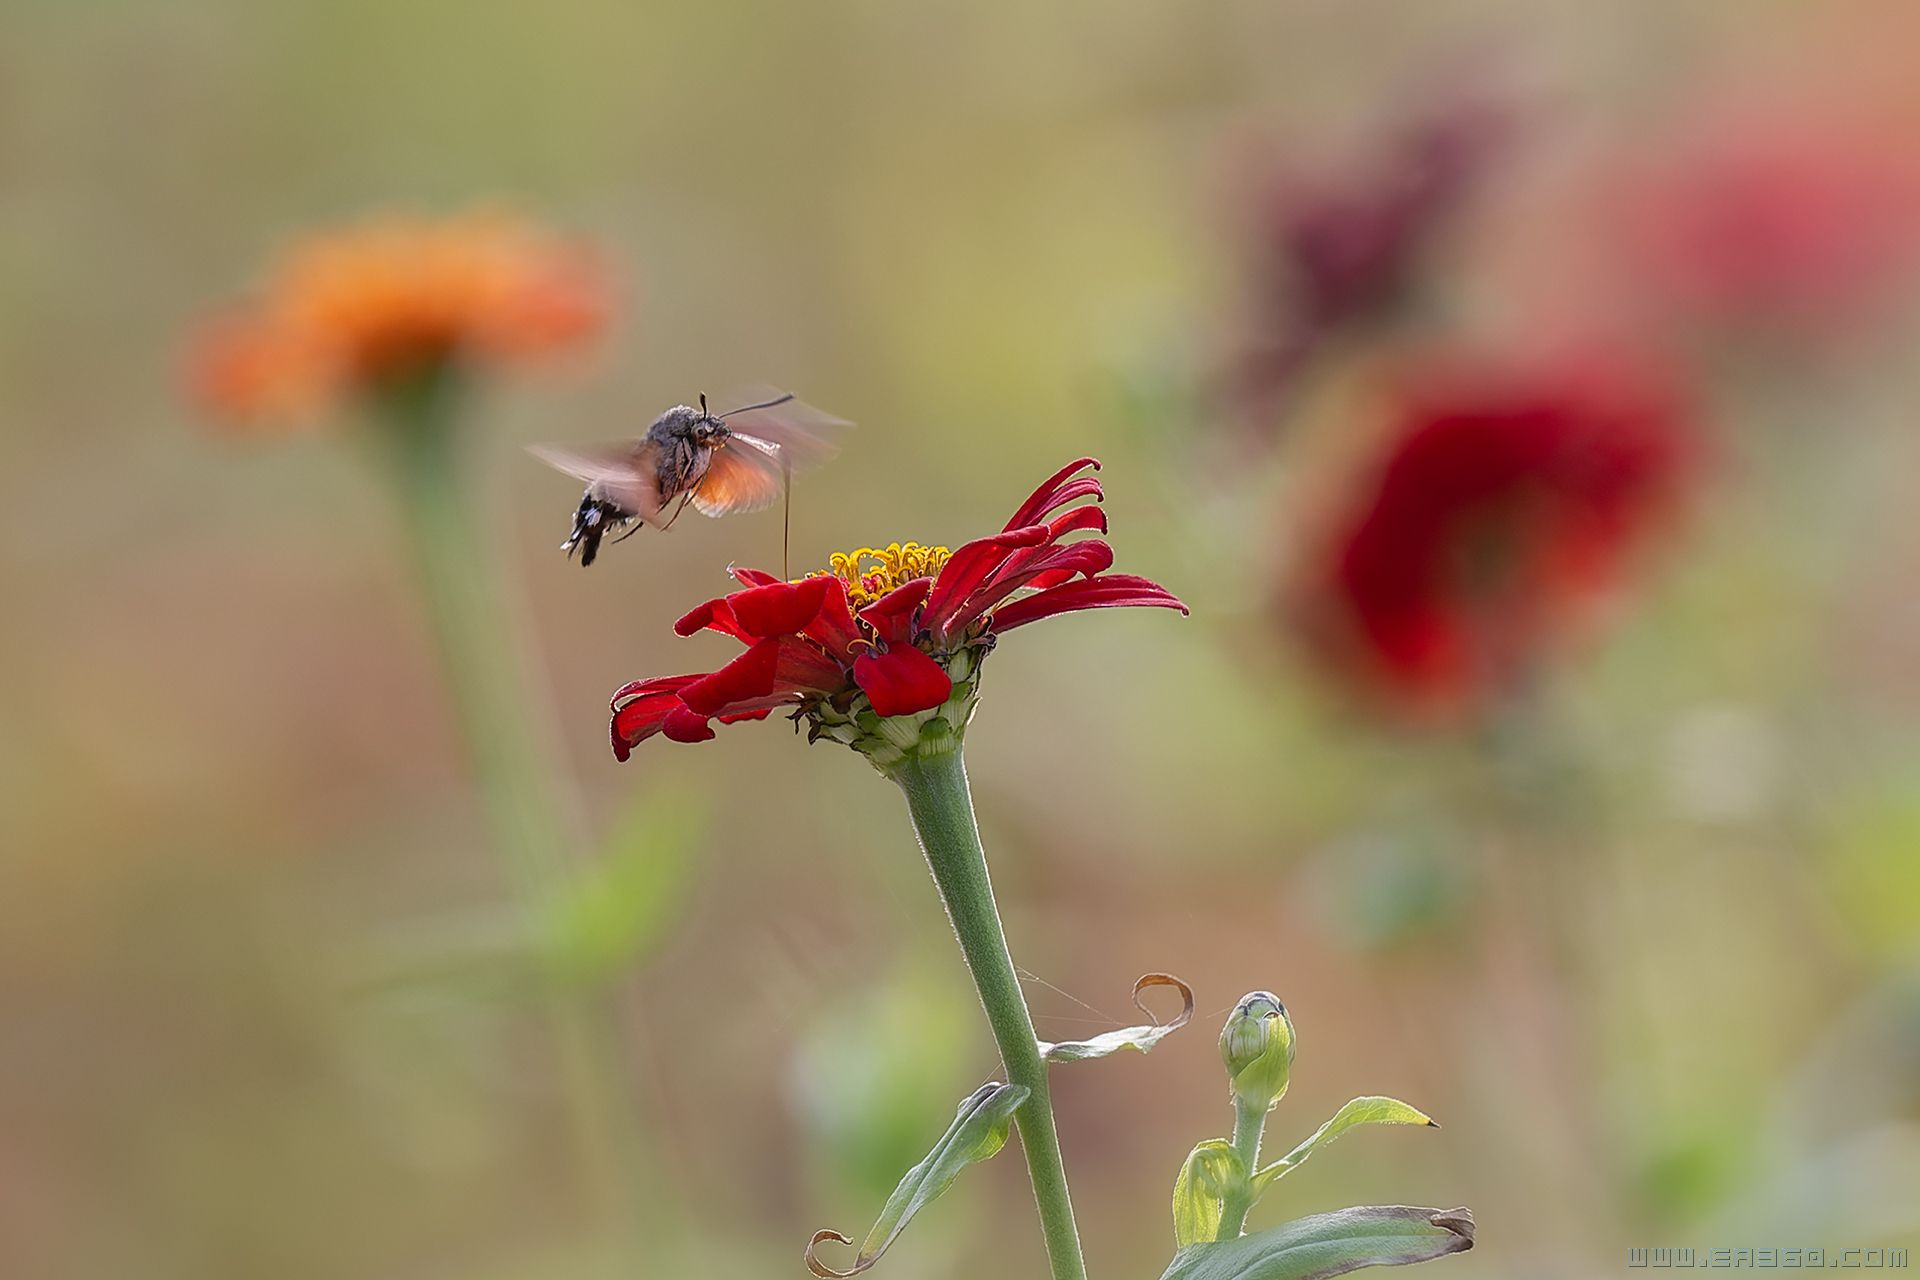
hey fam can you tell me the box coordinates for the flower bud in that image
[1220,990,1295,1111]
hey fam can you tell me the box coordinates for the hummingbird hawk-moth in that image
[530,389,848,566]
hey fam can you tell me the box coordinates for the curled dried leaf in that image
[1040,972,1196,1063]
[806,1230,861,1279]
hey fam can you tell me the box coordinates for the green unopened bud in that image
[1220,990,1295,1111]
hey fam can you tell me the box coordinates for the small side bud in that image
[1220,990,1295,1111]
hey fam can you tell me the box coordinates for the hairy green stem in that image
[376,368,653,1250]
[890,748,1088,1280]
[1216,1096,1269,1241]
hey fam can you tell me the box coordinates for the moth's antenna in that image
[720,391,796,419]
[699,392,710,416]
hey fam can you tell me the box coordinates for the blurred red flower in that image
[1230,87,1508,425]
[1612,107,1920,343]
[189,212,608,427]
[1294,354,1692,719]
[610,459,1186,760]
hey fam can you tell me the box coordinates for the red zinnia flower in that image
[189,211,609,428]
[610,459,1186,767]
[1294,354,1692,719]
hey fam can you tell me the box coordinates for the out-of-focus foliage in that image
[788,953,978,1210]
[5,1,1920,1278]
[539,782,701,985]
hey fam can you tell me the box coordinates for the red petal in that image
[611,696,674,759]
[772,636,851,692]
[982,513,1105,586]
[678,639,781,714]
[996,537,1115,590]
[704,692,812,721]
[923,526,1051,636]
[679,636,845,716]
[610,673,702,706]
[681,577,823,640]
[806,575,863,657]
[674,596,749,640]
[610,676,706,760]
[662,703,717,743]
[857,577,933,645]
[853,645,954,717]
[946,540,1117,636]
[730,565,781,587]
[1044,504,1109,538]
[1001,458,1102,532]
[727,576,830,638]
[1020,475,1105,526]
[988,574,1188,631]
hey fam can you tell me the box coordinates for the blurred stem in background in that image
[376,366,655,1257]
[891,748,1088,1280]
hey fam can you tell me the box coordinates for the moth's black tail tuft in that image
[574,517,605,567]
[562,496,633,568]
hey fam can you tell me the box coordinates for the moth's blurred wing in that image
[690,439,786,517]
[527,441,668,524]
[717,385,851,472]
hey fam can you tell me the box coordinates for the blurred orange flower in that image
[189,212,609,426]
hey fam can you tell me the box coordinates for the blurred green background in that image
[5,2,1920,1277]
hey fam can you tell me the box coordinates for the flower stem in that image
[889,747,1088,1280]
[381,368,571,891]
[375,367,653,1250]
[1216,1096,1269,1240]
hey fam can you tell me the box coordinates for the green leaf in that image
[1039,973,1195,1062]
[1159,1206,1475,1280]
[540,787,702,985]
[1173,1140,1250,1248]
[806,1081,1029,1277]
[1251,1097,1437,1194]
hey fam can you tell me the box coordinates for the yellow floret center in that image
[809,542,952,609]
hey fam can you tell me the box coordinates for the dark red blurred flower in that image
[610,460,1186,765]
[1295,355,1692,718]
[1231,88,1508,425]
